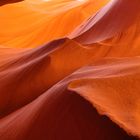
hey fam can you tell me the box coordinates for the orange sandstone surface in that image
[0,0,140,140]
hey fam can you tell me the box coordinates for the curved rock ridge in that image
[70,0,140,44]
[0,0,140,140]
[0,0,109,48]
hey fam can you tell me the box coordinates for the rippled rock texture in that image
[0,0,140,140]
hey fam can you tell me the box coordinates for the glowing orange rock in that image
[0,0,140,140]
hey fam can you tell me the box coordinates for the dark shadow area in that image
[25,89,139,140]
[0,0,23,6]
